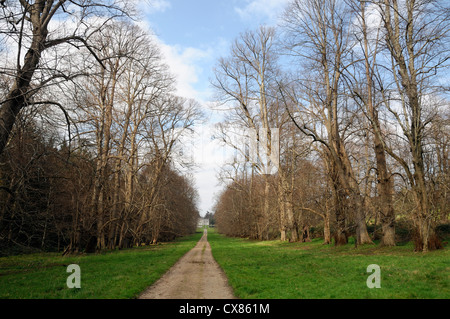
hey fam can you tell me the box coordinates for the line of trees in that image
[212,0,449,252]
[0,1,201,255]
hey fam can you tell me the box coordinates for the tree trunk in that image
[353,194,373,245]
[279,190,287,242]
[0,40,46,154]
[374,134,396,246]
[323,212,331,245]
[264,178,271,240]
[334,187,348,246]
[285,199,299,242]
[0,93,24,155]
[380,0,443,252]
[0,1,53,156]
[339,142,373,245]
[276,166,299,242]
[360,0,396,246]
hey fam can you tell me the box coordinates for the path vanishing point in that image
[138,229,236,299]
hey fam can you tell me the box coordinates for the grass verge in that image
[0,231,203,299]
[208,229,449,299]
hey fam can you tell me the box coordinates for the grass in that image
[2,228,448,299]
[0,231,203,299]
[208,229,450,299]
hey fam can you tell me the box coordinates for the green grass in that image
[208,229,450,299]
[3,228,448,299]
[0,231,203,299]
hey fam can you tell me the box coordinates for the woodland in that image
[0,0,449,257]
[213,0,449,252]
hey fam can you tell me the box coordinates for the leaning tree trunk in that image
[0,26,47,156]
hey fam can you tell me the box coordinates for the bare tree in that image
[0,4,204,255]
[345,0,397,246]
[374,0,449,251]
[0,0,131,156]
[133,95,202,245]
[281,0,373,245]
[213,26,299,242]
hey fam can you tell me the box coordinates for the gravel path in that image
[138,229,235,299]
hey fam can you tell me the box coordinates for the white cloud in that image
[155,37,229,103]
[144,0,172,14]
[157,42,210,101]
[234,0,291,24]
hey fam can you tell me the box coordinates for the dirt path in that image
[138,229,235,299]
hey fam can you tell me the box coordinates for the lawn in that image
[0,231,203,299]
[2,228,448,299]
[208,229,450,299]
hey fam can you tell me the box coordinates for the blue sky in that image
[145,0,289,45]
[140,0,291,102]
[140,0,291,216]
[148,0,242,47]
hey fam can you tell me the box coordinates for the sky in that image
[139,0,291,216]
